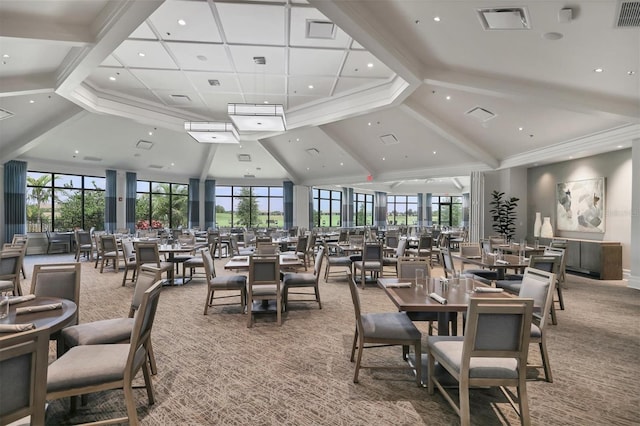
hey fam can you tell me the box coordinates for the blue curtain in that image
[4,160,27,243]
[105,170,117,233]
[374,191,387,228]
[417,193,424,227]
[205,179,215,230]
[463,193,470,228]
[426,193,433,227]
[308,187,314,229]
[188,178,199,229]
[125,172,136,233]
[342,187,354,228]
[283,181,293,230]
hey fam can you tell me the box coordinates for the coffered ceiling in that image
[0,0,638,194]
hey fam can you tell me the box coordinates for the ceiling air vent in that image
[306,20,337,39]
[478,7,530,30]
[0,108,14,120]
[306,148,320,157]
[616,1,640,27]
[379,134,399,145]
[208,79,220,86]
[238,154,251,162]
[243,174,256,178]
[253,56,266,65]
[83,156,102,162]
[466,106,496,122]
[149,164,163,169]
[136,140,153,150]
[169,94,191,104]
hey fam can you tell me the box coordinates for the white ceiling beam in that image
[0,74,55,97]
[401,100,500,169]
[425,69,640,124]
[199,144,219,182]
[374,162,492,183]
[257,139,300,184]
[451,177,463,190]
[0,17,91,46]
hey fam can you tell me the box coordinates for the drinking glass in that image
[0,295,9,319]
[415,269,424,287]
[465,278,475,294]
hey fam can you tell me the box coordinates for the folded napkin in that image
[0,323,36,333]
[383,282,412,288]
[16,303,63,315]
[439,276,449,283]
[233,257,248,261]
[429,293,447,305]
[495,259,510,265]
[8,294,36,305]
[475,287,504,293]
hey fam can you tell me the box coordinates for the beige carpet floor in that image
[19,252,640,425]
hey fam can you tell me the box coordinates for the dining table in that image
[451,253,530,280]
[496,243,546,256]
[224,253,304,271]
[0,296,77,338]
[157,243,206,285]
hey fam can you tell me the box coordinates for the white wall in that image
[482,167,528,241]
[0,164,4,243]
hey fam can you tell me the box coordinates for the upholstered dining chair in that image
[352,242,383,289]
[61,268,162,375]
[282,245,325,311]
[247,255,281,327]
[406,234,432,262]
[202,247,247,315]
[74,230,93,261]
[544,246,567,320]
[347,273,422,386]
[98,234,122,273]
[134,242,174,284]
[46,230,71,254]
[0,328,49,426]
[382,238,408,276]
[292,235,308,270]
[427,297,534,426]
[47,281,162,426]
[323,242,353,283]
[121,238,138,286]
[0,250,24,296]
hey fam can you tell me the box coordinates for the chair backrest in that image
[201,247,217,280]
[177,234,195,246]
[11,234,28,246]
[249,255,280,287]
[346,273,364,335]
[518,267,556,330]
[313,245,326,278]
[0,328,49,425]
[348,234,364,247]
[0,251,22,280]
[100,234,118,252]
[30,263,81,320]
[543,247,566,283]
[135,242,161,266]
[122,239,136,262]
[256,242,279,256]
[295,235,308,253]
[229,235,240,255]
[338,230,348,242]
[417,234,432,250]
[528,255,561,275]
[440,247,456,278]
[129,268,162,317]
[306,233,317,251]
[76,231,92,246]
[549,239,567,249]
[460,243,481,257]
[397,257,430,280]
[362,242,383,261]
[385,235,399,249]
[256,236,272,245]
[395,238,408,257]
[127,281,162,377]
[462,298,534,374]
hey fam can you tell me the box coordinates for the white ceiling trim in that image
[373,162,492,183]
[401,100,500,169]
[0,16,92,46]
[0,74,56,98]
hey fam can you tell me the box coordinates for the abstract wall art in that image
[556,177,605,233]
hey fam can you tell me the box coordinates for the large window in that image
[26,171,105,232]
[312,188,341,227]
[136,181,188,229]
[354,192,373,226]
[215,186,283,228]
[387,195,418,226]
[432,196,463,227]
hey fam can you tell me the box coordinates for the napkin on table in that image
[8,294,36,305]
[0,323,35,333]
[474,287,504,293]
[383,282,412,288]
[16,303,63,315]
[495,259,510,265]
[429,293,447,305]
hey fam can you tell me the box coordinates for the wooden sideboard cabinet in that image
[560,239,622,280]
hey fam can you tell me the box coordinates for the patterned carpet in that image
[20,253,640,425]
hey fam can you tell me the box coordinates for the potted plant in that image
[489,190,519,241]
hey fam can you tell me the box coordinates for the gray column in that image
[462,193,470,229]
[470,171,484,243]
[425,193,433,227]
[629,139,640,290]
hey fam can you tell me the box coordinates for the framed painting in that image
[556,178,605,233]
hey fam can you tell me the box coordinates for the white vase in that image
[533,212,542,237]
[540,217,554,238]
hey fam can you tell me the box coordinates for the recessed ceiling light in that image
[177,19,186,26]
[74,150,79,154]
[148,131,153,136]
[382,157,386,161]
[239,145,243,149]
[569,156,573,159]
[628,70,636,75]
[29,100,35,104]
[138,52,145,57]
[306,167,310,171]
[445,95,451,100]
[433,151,437,155]
[594,68,603,73]
[171,162,175,166]
[308,85,314,89]
[2,54,9,58]
[617,145,623,148]
[518,127,523,131]
[367,122,371,126]
[433,16,441,22]
[263,100,269,104]
[198,55,208,61]
[296,138,300,142]
[367,63,373,68]
[340,162,344,166]
[109,76,116,81]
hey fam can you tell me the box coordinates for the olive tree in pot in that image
[489,190,519,241]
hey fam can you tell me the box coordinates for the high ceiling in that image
[0,0,638,194]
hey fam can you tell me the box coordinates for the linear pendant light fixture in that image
[227,103,286,132]
[184,121,239,144]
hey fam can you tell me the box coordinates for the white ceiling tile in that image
[128,22,157,40]
[153,90,206,108]
[228,45,286,74]
[0,38,71,78]
[289,48,344,76]
[216,3,285,45]
[165,42,232,72]
[288,76,335,97]
[100,55,123,67]
[87,67,147,91]
[351,40,365,50]
[148,0,221,42]
[112,40,178,69]
[185,71,241,94]
[200,92,247,120]
[130,69,192,91]
[289,7,352,48]
[236,74,286,97]
[341,51,394,78]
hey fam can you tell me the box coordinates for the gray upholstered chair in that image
[134,242,174,284]
[405,234,432,261]
[324,242,352,282]
[544,246,567,320]
[47,281,162,426]
[282,245,325,311]
[74,230,93,261]
[518,267,556,382]
[46,230,71,254]
[427,297,534,426]
[495,255,560,296]
[98,234,122,273]
[121,238,138,286]
[247,255,281,327]
[352,242,383,289]
[0,328,49,425]
[347,273,422,386]
[0,250,23,296]
[61,268,162,375]
[382,238,408,276]
[292,235,308,270]
[202,247,247,315]
[30,262,81,323]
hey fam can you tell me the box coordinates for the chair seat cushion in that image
[211,275,247,290]
[0,280,14,291]
[428,337,518,379]
[282,273,315,287]
[47,344,145,393]
[382,257,398,266]
[62,318,134,347]
[327,256,352,266]
[361,312,421,341]
[495,280,522,294]
[353,261,382,269]
[184,257,204,267]
[530,323,541,339]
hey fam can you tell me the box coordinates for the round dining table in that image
[0,296,77,339]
